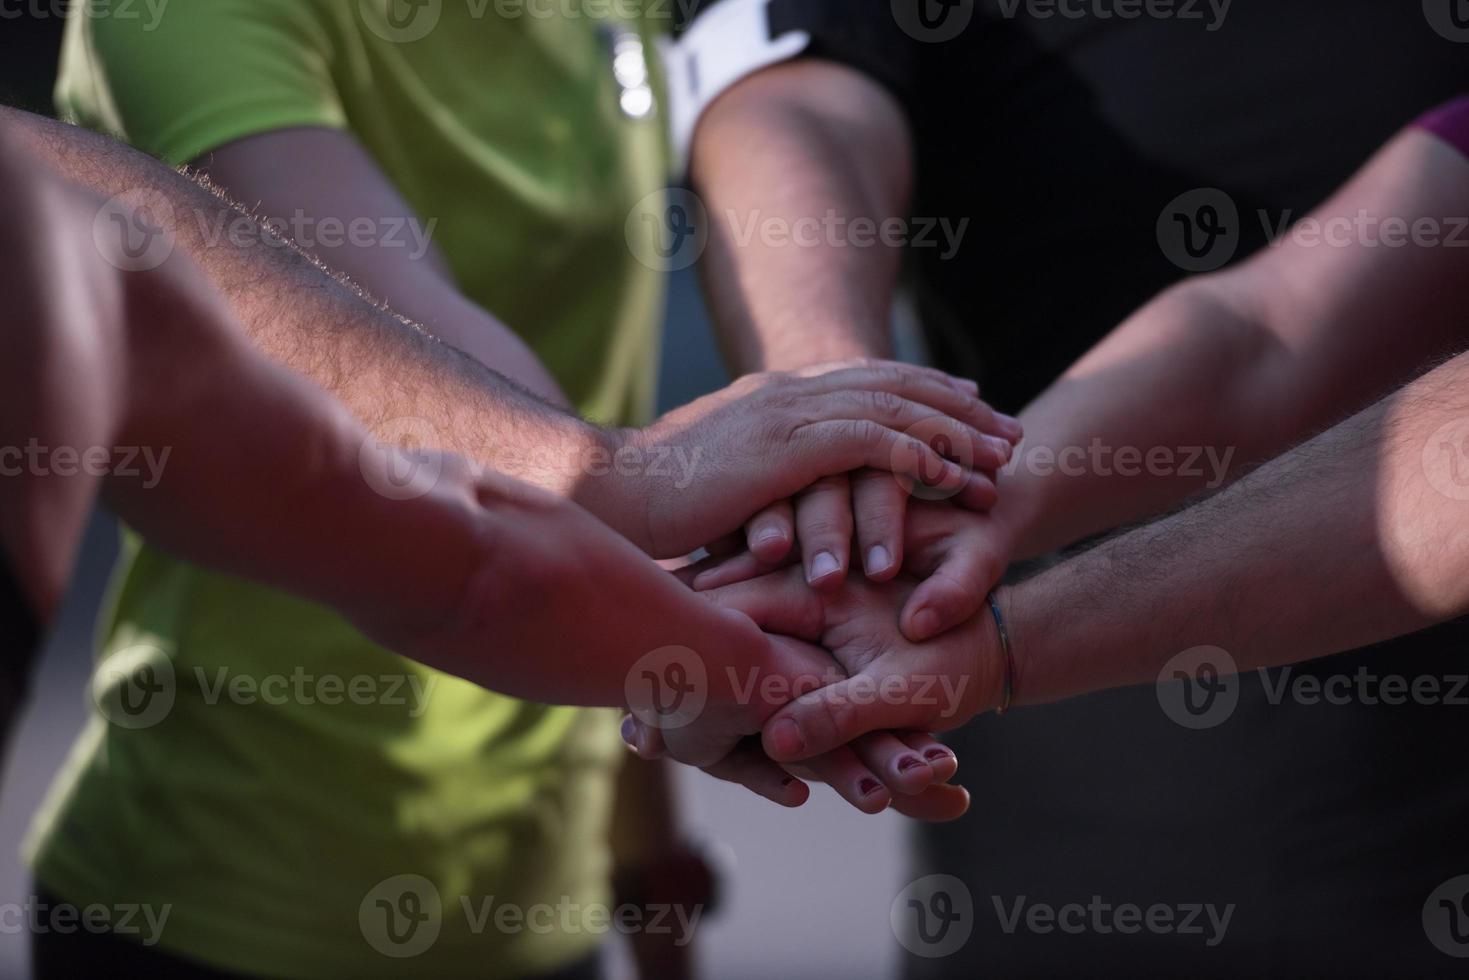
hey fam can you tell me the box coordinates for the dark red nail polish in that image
[924,748,952,762]
[898,756,925,772]
[859,778,882,796]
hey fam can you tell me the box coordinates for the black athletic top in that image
[683,2,1469,975]
[0,547,39,757]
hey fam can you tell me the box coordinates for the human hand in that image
[602,360,1018,559]
[704,567,1006,762]
[688,498,1021,642]
[731,409,1021,592]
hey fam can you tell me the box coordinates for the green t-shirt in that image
[29,3,668,976]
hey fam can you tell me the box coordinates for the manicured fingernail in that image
[987,436,1012,462]
[866,545,893,576]
[809,551,841,582]
[999,413,1023,439]
[769,719,805,757]
[620,715,637,746]
[957,378,980,394]
[924,748,953,762]
[897,756,925,773]
[912,608,940,640]
[859,778,883,797]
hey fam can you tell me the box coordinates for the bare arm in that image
[735,348,1469,764]
[190,127,567,404]
[690,60,1018,587]
[996,127,1469,561]
[0,106,1001,560]
[693,59,911,373]
[1006,346,1469,706]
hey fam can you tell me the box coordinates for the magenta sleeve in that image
[1415,95,1469,160]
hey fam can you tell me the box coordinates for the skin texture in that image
[0,130,956,804]
[691,59,1022,593]
[689,59,1469,645]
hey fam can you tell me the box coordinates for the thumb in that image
[761,671,938,762]
[900,548,997,642]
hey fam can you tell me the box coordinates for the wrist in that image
[567,423,656,554]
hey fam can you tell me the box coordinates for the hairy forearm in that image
[1006,351,1469,706]
[692,61,911,372]
[2,109,620,520]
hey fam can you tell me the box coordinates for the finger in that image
[621,714,669,759]
[701,566,822,639]
[744,500,795,564]
[794,474,853,590]
[851,470,907,581]
[849,731,939,796]
[951,470,1000,512]
[788,744,892,814]
[793,366,1022,443]
[900,549,1000,643]
[690,551,773,591]
[794,420,969,499]
[797,389,1014,472]
[888,783,971,822]
[762,673,937,762]
[701,742,811,809]
[895,732,959,785]
[791,357,979,398]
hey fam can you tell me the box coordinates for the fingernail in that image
[897,756,925,773]
[809,551,841,582]
[865,545,893,576]
[859,778,883,797]
[987,436,1012,462]
[957,377,980,394]
[924,748,953,762]
[912,608,940,641]
[769,719,805,757]
[620,715,637,746]
[753,525,785,548]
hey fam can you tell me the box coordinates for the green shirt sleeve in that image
[58,0,347,165]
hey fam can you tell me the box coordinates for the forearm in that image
[1001,129,1469,558]
[692,61,911,372]
[2,109,621,523]
[1006,351,1469,706]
